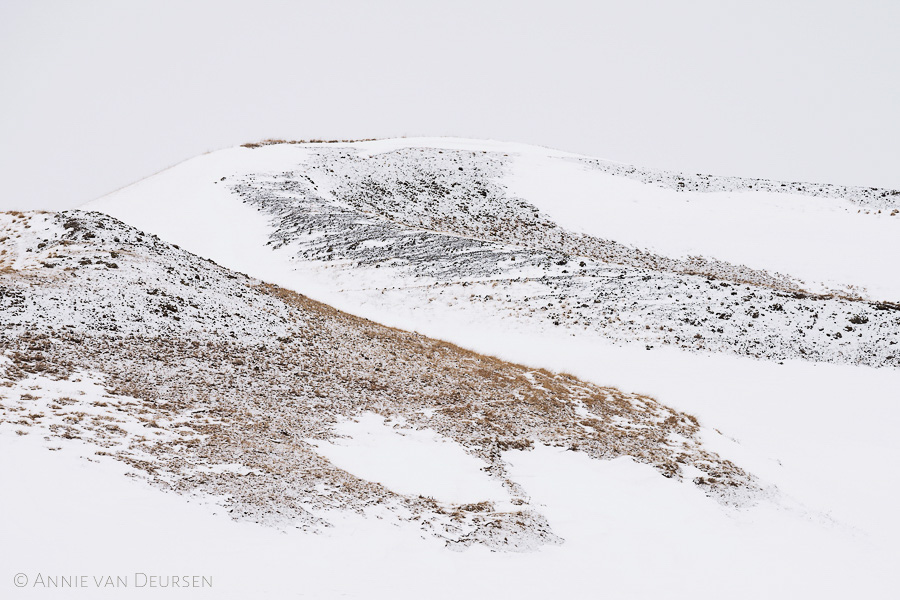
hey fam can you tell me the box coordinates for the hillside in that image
[87,138,900,368]
[2,139,898,598]
[0,210,757,549]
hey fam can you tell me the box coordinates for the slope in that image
[1,209,756,551]
[85,138,900,369]
[2,208,897,598]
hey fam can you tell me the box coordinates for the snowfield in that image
[1,138,897,598]
[87,139,900,368]
[510,152,900,299]
[308,413,511,504]
[6,430,893,599]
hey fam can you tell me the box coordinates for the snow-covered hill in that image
[86,138,900,369]
[2,138,898,598]
[5,209,764,546]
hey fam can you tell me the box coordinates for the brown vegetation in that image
[0,210,758,549]
[241,138,378,148]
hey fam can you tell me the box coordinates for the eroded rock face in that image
[1,210,759,550]
[229,148,900,368]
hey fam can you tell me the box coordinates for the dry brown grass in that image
[242,138,377,148]
[0,220,757,549]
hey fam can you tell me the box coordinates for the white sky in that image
[1,0,899,211]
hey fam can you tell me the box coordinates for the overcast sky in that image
[2,0,899,210]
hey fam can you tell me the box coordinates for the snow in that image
[308,413,509,504]
[2,431,896,599]
[507,154,900,299]
[85,137,900,303]
[85,144,311,289]
[62,137,900,596]
[319,136,589,159]
[305,286,900,545]
[0,372,189,458]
